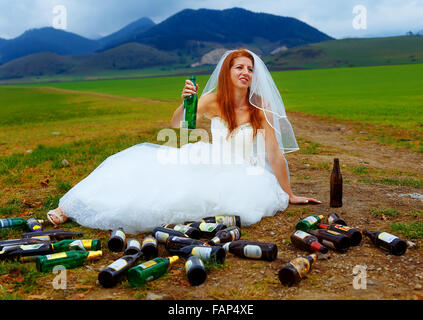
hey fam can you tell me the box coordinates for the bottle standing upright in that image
[330,158,343,208]
[182,75,198,130]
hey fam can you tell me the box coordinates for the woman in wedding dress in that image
[46,49,321,234]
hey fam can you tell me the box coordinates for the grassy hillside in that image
[265,35,423,69]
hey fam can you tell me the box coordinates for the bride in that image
[47,48,321,234]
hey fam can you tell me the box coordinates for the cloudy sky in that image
[0,0,422,40]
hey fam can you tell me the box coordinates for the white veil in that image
[201,49,299,154]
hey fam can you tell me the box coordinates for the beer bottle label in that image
[303,216,318,225]
[20,244,44,250]
[294,230,309,240]
[46,252,68,260]
[222,243,230,252]
[210,236,220,244]
[139,260,157,270]
[199,223,217,232]
[229,228,240,240]
[174,225,190,233]
[0,219,12,228]
[143,237,156,245]
[326,230,342,236]
[154,231,169,243]
[108,258,128,272]
[191,247,212,260]
[128,240,141,250]
[115,230,125,240]
[378,232,397,244]
[185,259,193,272]
[243,245,262,259]
[334,225,352,232]
[216,216,235,226]
[69,240,88,251]
[290,258,310,278]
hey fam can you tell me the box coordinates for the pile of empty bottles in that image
[0,211,410,289]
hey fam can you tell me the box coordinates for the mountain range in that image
[0,7,334,79]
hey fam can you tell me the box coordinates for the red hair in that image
[216,49,262,140]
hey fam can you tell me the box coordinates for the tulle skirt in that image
[59,142,289,234]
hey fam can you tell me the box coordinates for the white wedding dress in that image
[59,116,289,234]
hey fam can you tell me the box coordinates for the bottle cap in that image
[87,250,103,260]
[168,256,179,266]
[311,241,328,254]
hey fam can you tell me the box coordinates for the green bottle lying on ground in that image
[36,250,103,272]
[127,256,179,287]
[0,239,101,260]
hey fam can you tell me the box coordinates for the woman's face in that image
[230,56,253,90]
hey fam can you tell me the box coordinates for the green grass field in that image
[15,63,423,138]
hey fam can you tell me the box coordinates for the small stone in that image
[409,258,414,262]
[146,293,164,300]
[26,149,33,153]
[414,283,422,290]
[62,159,70,167]
[328,276,335,281]
[377,267,382,271]
[270,231,275,236]
[407,241,416,249]
[367,280,375,286]
[52,131,60,135]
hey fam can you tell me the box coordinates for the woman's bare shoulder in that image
[199,93,220,118]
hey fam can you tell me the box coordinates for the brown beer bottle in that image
[307,229,351,253]
[328,213,347,226]
[162,224,201,239]
[330,158,343,208]
[98,252,143,288]
[222,240,278,261]
[152,227,188,244]
[185,222,227,239]
[165,236,206,251]
[318,223,362,246]
[124,238,141,256]
[278,253,317,286]
[290,230,329,254]
[363,229,407,256]
[208,226,241,246]
[140,235,158,260]
[185,255,207,286]
[201,215,241,228]
[108,228,126,252]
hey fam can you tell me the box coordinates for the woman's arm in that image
[170,80,214,128]
[260,111,321,204]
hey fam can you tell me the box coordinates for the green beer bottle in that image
[182,75,198,130]
[36,250,103,272]
[295,215,324,232]
[0,217,28,230]
[127,256,179,287]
